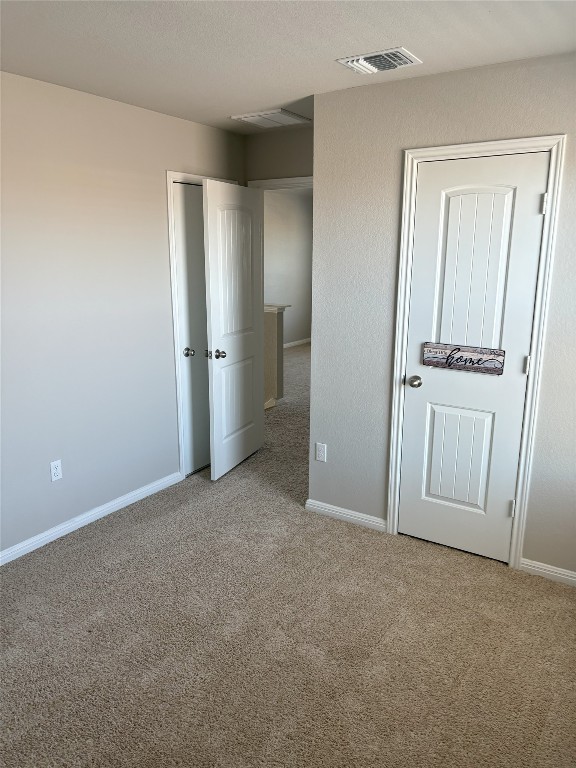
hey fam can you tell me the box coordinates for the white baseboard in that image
[284,338,311,348]
[519,558,576,587]
[0,471,184,566]
[305,499,387,533]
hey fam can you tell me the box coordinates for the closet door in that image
[173,181,210,475]
[203,180,264,480]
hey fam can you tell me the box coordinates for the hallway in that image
[1,344,575,768]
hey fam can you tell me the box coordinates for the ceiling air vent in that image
[231,108,311,129]
[337,47,422,75]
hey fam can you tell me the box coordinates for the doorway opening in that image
[249,177,313,468]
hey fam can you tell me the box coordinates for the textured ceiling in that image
[1,1,574,133]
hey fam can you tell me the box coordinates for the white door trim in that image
[166,171,237,477]
[248,176,313,190]
[387,135,566,569]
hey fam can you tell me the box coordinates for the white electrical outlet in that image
[50,459,62,482]
[315,442,327,462]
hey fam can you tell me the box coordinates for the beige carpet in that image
[1,344,575,768]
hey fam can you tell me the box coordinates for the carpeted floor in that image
[1,344,575,768]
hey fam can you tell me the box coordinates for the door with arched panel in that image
[398,152,549,561]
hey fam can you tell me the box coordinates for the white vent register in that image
[337,47,422,75]
[231,108,311,129]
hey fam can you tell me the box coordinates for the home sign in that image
[422,342,505,375]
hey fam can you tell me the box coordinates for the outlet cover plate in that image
[315,443,327,462]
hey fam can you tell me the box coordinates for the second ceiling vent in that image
[231,109,311,129]
[337,47,422,75]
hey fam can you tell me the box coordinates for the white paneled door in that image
[398,152,550,561]
[203,180,264,480]
[173,182,211,476]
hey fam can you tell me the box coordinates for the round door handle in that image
[214,349,227,359]
[183,348,195,357]
[407,375,422,388]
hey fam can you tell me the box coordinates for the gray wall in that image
[245,127,313,181]
[264,189,313,344]
[1,73,244,550]
[309,53,576,571]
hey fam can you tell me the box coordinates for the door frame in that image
[387,135,566,569]
[166,171,237,477]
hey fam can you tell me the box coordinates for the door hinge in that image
[541,193,548,215]
[524,355,531,376]
[510,499,516,519]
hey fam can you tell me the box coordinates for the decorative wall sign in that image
[422,342,505,375]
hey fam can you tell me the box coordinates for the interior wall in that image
[245,127,313,181]
[1,73,244,551]
[264,189,313,344]
[309,53,576,572]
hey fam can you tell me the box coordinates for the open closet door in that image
[203,180,264,480]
